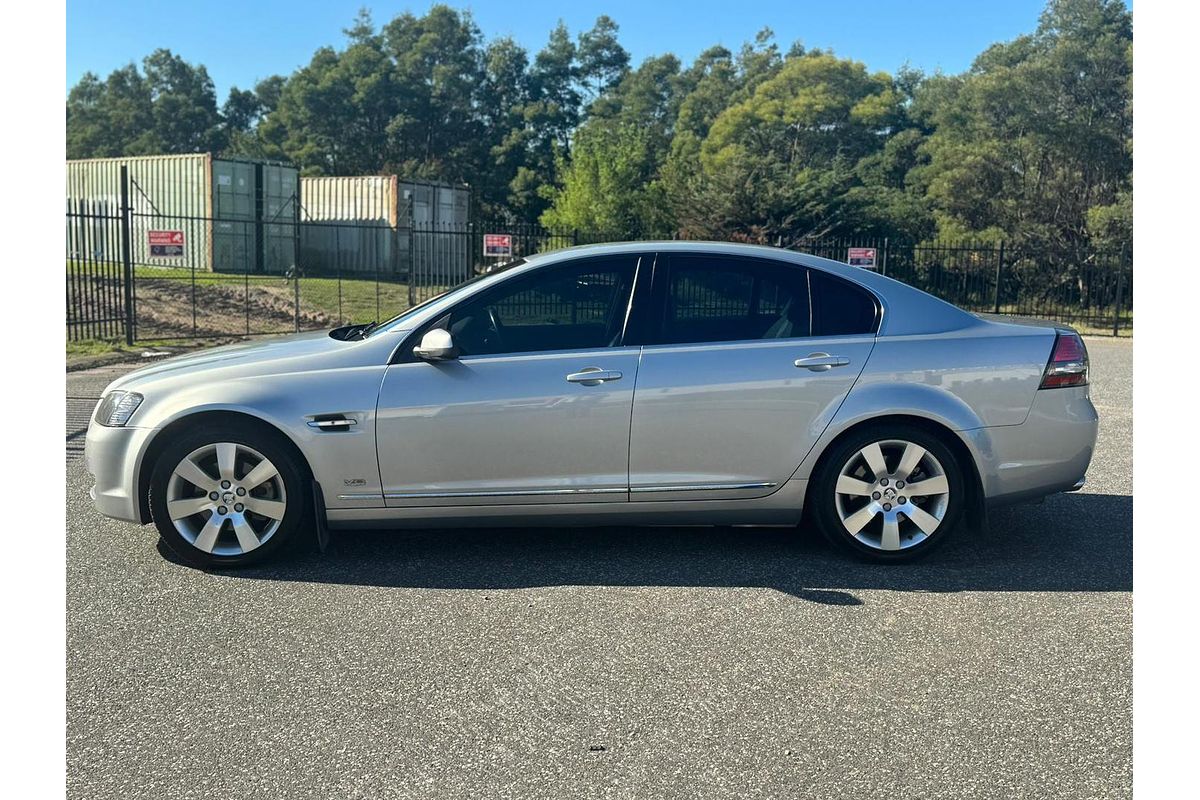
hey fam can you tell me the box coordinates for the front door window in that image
[445,257,639,357]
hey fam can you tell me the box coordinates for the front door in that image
[628,253,879,501]
[376,254,646,506]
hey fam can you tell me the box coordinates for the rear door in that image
[627,254,878,501]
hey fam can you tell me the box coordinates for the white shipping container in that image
[299,175,400,276]
[66,154,300,274]
[299,175,470,280]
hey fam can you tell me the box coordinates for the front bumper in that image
[84,420,156,524]
[964,385,1099,504]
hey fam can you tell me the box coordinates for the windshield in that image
[365,258,526,337]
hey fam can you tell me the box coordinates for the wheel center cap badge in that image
[884,488,897,499]
[222,491,235,504]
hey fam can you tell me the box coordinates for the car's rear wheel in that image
[149,423,309,568]
[810,424,964,562]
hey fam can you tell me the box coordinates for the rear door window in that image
[659,255,810,345]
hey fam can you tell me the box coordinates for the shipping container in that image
[299,176,470,280]
[299,175,400,276]
[397,179,470,225]
[399,180,470,284]
[66,154,300,274]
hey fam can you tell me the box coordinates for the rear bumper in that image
[84,421,155,524]
[964,386,1098,504]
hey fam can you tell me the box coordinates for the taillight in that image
[1039,332,1088,389]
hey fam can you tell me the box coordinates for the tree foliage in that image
[913,0,1132,250]
[67,50,224,158]
[66,0,1131,250]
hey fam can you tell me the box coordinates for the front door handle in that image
[794,353,851,371]
[566,367,623,385]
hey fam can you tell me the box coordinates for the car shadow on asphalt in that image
[184,492,1132,605]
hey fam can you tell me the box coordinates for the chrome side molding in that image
[378,482,777,500]
[630,482,777,493]
[383,487,628,500]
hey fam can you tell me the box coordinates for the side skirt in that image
[326,479,809,530]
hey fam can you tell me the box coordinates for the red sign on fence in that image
[847,247,877,269]
[148,230,185,258]
[483,233,513,257]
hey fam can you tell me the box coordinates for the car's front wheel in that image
[148,423,309,568]
[810,424,965,562]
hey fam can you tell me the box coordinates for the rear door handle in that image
[794,353,850,371]
[566,367,623,385]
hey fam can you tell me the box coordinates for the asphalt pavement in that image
[66,337,1132,799]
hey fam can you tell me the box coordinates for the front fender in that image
[129,366,388,516]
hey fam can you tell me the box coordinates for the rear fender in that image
[791,381,986,482]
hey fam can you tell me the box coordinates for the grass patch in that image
[128,264,416,325]
[66,336,234,361]
[66,338,134,358]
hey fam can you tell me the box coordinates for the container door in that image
[212,161,255,274]
[262,165,298,274]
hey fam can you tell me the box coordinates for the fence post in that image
[1112,242,1127,336]
[572,228,579,247]
[293,268,301,333]
[119,166,135,346]
[993,241,1005,314]
[293,193,301,333]
[406,224,415,308]
[880,237,888,277]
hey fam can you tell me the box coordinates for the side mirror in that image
[412,328,459,361]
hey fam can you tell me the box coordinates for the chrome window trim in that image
[450,344,642,367]
[637,332,876,354]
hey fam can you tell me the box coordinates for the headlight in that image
[94,391,144,427]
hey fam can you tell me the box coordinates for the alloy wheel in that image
[833,439,951,552]
[165,442,287,556]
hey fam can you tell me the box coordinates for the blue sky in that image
[67,0,1084,100]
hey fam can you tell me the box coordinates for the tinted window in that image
[660,256,810,345]
[445,257,638,356]
[809,271,878,336]
[367,260,526,338]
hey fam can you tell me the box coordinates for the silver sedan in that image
[85,242,1097,566]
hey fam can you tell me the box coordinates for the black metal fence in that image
[66,173,1132,343]
[786,236,1131,334]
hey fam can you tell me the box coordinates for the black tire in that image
[809,423,966,563]
[148,422,310,569]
